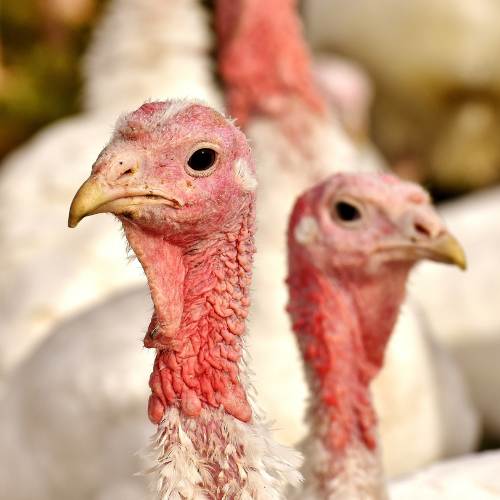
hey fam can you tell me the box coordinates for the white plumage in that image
[0,0,220,380]
[372,300,479,474]
[0,288,155,499]
[0,0,485,496]
[389,451,500,499]
[410,186,500,440]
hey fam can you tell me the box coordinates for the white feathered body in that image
[0,0,220,380]
[0,2,483,497]
[389,450,500,500]
[410,186,500,439]
[0,289,155,500]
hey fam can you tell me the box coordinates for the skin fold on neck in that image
[288,251,411,499]
[121,200,256,426]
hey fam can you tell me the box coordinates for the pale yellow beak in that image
[69,172,182,228]
[68,176,112,228]
[417,231,467,270]
[377,231,467,270]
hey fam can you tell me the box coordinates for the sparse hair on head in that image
[112,97,213,140]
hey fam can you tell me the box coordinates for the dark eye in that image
[188,148,217,171]
[335,201,361,222]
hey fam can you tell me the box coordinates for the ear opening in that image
[294,216,319,244]
[234,158,258,192]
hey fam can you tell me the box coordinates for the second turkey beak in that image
[375,227,466,270]
[373,204,468,270]
[407,231,466,270]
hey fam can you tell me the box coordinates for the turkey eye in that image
[335,201,361,222]
[188,148,217,171]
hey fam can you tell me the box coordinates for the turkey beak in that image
[393,208,467,270]
[375,209,466,270]
[69,157,182,227]
[412,232,467,270]
[68,175,114,228]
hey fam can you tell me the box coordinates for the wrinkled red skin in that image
[124,201,256,425]
[287,186,414,455]
[216,0,325,127]
[97,101,260,425]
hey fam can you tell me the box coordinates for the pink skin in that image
[216,0,325,129]
[287,173,458,489]
[72,102,257,425]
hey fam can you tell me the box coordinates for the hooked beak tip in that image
[421,232,467,270]
[68,176,108,229]
[68,209,83,228]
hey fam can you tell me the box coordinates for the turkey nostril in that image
[414,223,431,238]
[115,168,135,183]
[109,156,140,182]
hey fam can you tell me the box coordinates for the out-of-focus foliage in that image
[0,0,106,163]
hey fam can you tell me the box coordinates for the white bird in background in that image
[0,0,221,381]
[410,186,500,442]
[389,450,500,500]
[0,1,482,497]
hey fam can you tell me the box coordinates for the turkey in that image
[68,98,302,498]
[285,173,466,499]
[0,288,155,500]
[215,0,479,472]
[0,0,221,380]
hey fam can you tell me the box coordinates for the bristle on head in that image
[113,98,211,140]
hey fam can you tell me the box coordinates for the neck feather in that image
[124,199,304,499]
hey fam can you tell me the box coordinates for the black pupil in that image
[335,202,361,221]
[188,148,216,171]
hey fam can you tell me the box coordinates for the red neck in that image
[287,248,411,452]
[215,0,325,128]
[123,200,256,425]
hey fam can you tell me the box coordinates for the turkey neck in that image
[216,0,325,128]
[122,199,256,426]
[287,251,412,499]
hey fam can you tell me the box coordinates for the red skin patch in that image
[288,250,379,452]
[124,201,256,425]
[216,0,325,127]
[287,182,415,454]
